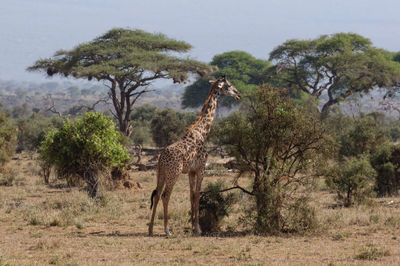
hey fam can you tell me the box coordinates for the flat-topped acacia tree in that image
[28,28,214,136]
[269,33,400,117]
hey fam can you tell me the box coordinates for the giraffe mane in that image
[186,81,217,132]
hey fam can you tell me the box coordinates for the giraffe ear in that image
[209,79,216,84]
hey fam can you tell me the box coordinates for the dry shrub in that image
[198,181,237,234]
[355,243,390,260]
[0,169,16,187]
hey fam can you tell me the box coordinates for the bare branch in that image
[129,89,154,107]
[43,94,62,117]
[200,185,254,196]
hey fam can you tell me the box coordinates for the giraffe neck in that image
[185,86,219,141]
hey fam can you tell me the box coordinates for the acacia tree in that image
[268,33,400,116]
[28,28,214,136]
[182,51,271,108]
[214,85,330,234]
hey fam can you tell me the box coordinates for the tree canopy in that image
[28,28,214,136]
[182,51,271,108]
[268,33,400,115]
[150,107,196,148]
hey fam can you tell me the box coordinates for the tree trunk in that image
[41,165,51,184]
[119,118,132,137]
[84,170,100,198]
[253,173,282,234]
[320,102,333,120]
[320,98,339,120]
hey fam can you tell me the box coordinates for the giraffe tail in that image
[150,189,157,210]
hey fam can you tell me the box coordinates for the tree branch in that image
[200,185,254,196]
[43,94,62,117]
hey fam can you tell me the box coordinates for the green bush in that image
[130,104,157,122]
[371,143,400,196]
[130,121,153,146]
[150,108,196,148]
[325,155,376,207]
[338,114,387,158]
[39,112,129,197]
[0,112,17,166]
[198,181,237,234]
[129,105,157,146]
[11,103,30,118]
[16,114,64,152]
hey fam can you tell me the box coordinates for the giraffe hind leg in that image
[148,167,165,236]
[148,189,162,236]
[161,170,180,236]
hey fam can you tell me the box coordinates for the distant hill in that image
[0,79,399,119]
[0,79,188,114]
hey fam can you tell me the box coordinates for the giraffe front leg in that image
[162,188,173,236]
[194,169,205,236]
[189,171,196,227]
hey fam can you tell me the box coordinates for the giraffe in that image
[148,76,241,236]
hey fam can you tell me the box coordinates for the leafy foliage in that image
[198,181,237,234]
[16,114,64,152]
[0,113,17,166]
[182,51,271,108]
[11,103,30,119]
[130,104,158,123]
[337,114,387,158]
[325,155,376,207]
[371,143,400,196]
[28,28,214,136]
[40,112,129,197]
[269,33,400,115]
[130,104,158,146]
[214,85,329,234]
[150,108,196,148]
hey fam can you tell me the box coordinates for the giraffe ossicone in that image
[148,76,241,236]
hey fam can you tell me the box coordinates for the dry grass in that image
[0,152,400,265]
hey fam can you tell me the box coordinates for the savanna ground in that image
[1,152,400,265]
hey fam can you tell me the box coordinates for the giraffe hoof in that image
[193,225,201,236]
[193,229,201,236]
[165,228,172,236]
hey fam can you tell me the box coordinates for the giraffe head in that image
[210,76,241,100]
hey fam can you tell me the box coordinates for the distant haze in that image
[1,0,400,82]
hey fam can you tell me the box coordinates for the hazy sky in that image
[1,0,399,81]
